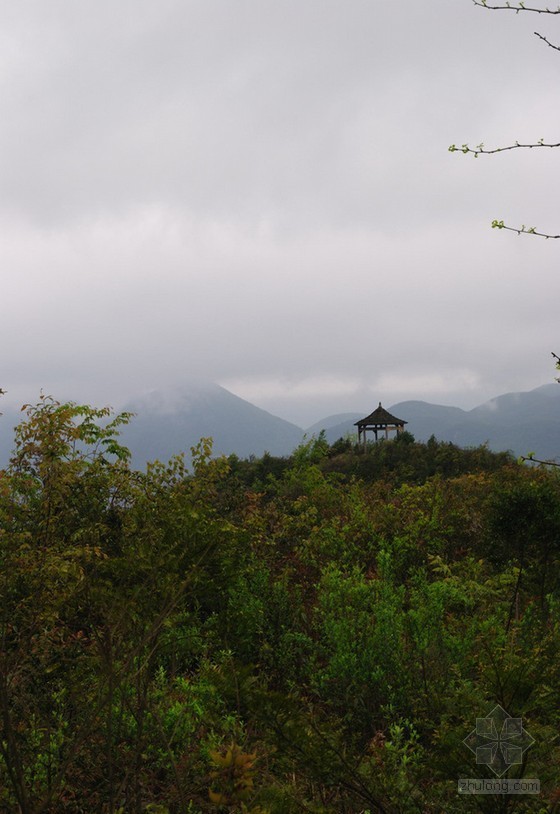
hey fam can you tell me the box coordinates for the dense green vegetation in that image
[1,396,560,812]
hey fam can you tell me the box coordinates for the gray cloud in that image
[1,0,559,425]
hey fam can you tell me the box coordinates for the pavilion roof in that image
[354,402,407,428]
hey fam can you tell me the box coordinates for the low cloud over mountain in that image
[314,384,560,462]
[1,381,558,467]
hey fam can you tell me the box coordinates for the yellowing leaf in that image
[208,789,228,805]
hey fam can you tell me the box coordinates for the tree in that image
[0,397,238,813]
[449,1,560,238]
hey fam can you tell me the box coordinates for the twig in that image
[473,1,560,13]
[449,140,560,157]
[534,30,560,49]
[490,221,560,238]
[521,455,560,467]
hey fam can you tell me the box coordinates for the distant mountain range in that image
[0,381,559,466]
[312,384,560,462]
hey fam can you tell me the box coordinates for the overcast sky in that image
[2,0,560,426]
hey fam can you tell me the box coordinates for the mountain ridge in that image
[305,384,560,461]
[0,381,558,465]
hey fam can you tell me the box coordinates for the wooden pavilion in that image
[354,403,407,449]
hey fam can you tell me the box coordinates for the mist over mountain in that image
[120,380,304,466]
[313,384,560,461]
[0,382,558,467]
[121,381,560,464]
[305,413,363,436]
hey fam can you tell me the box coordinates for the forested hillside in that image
[1,397,559,812]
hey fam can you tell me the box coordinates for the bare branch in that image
[552,351,560,382]
[521,454,560,466]
[534,30,560,49]
[464,1,560,238]
[473,1,560,13]
[449,140,560,157]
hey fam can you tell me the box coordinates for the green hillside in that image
[0,396,558,812]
